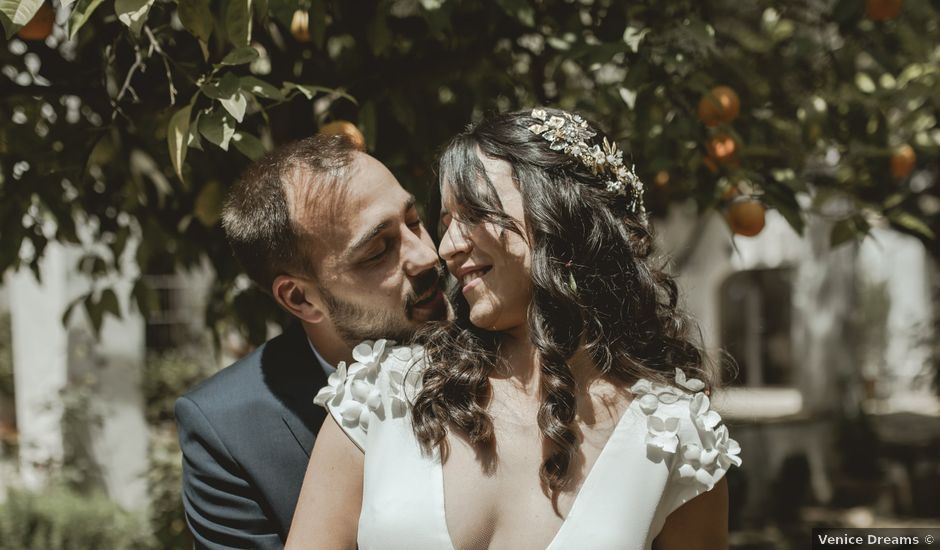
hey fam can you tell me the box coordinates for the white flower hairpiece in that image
[527,108,647,222]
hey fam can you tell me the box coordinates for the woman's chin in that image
[467,303,501,331]
[467,309,492,330]
[467,307,525,335]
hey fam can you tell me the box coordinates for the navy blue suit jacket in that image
[175,322,329,549]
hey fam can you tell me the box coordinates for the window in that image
[719,268,796,387]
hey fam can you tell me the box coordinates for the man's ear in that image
[272,275,326,324]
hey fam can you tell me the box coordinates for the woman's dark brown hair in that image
[411,108,714,505]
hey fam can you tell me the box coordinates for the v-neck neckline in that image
[432,395,643,550]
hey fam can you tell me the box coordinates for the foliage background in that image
[1,0,937,344]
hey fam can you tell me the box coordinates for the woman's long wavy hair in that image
[411,108,715,504]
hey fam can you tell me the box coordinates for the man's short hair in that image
[221,133,359,292]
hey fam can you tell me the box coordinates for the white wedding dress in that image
[314,340,742,550]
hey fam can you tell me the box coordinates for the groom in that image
[175,133,447,549]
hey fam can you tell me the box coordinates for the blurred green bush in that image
[0,487,151,550]
[0,342,216,549]
[143,344,219,549]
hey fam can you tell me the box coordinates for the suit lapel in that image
[262,322,330,458]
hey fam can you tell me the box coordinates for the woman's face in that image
[438,153,532,335]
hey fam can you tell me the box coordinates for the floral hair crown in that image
[526,108,647,222]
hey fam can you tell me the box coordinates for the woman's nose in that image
[438,220,472,261]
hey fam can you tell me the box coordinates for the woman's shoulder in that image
[313,340,426,450]
[630,369,742,499]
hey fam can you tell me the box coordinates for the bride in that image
[285,108,742,550]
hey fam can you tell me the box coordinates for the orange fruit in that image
[890,144,915,179]
[319,120,366,150]
[16,2,55,41]
[725,199,766,237]
[697,86,740,127]
[290,9,311,42]
[707,134,738,164]
[654,171,669,187]
[866,0,902,21]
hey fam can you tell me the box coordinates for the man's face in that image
[296,153,447,345]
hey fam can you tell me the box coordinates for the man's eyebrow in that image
[346,195,418,259]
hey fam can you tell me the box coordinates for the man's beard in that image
[317,264,446,345]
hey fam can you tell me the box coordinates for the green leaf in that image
[111,226,131,261]
[494,0,534,27]
[225,0,252,48]
[367,10,391,56]
[283,82,358,105]
[68,0,106,40]
[178,0,212,44]
[282,81,319,99]
[219,90,248,122]
[830,219,858,248]
[131,278,158,318]
[0,0,44,35]
[220,46,259,66]
[622,25,650,52]
[830,215,870,248]
[78,253,107,275]
[84,294,103,335]
[199,110,237,151]
[115,0,155,36]
[855,72,876,94]
[889,211,936,239]
[202,72,240,99]
[724,23,771,53]
[167,104,193,180]
[546,36,569,51]
[232,130,265,160]
[761,182,805,235]
[186,110,203,153]
[99,288,122,320]
[359,100,377,151]
[204,73,249,122]
[62,293,87,326]
[252,0,268,24]
[194,180,224,226]
[240,76,285,101]
[131,149,173,207]
[883,193,905,209]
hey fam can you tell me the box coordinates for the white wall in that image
[8,240,149,510]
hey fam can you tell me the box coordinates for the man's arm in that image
[176,396,284,550]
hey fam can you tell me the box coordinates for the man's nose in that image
[401,228,440,277]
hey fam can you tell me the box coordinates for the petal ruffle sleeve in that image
[312,339,426,452]
[631,368,743,518]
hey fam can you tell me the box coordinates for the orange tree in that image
[1,0,937,342]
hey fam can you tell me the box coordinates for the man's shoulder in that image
[178,325,311,420]
[181,343,267,409]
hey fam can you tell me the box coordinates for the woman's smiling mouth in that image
[459,266,492,293]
